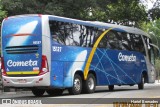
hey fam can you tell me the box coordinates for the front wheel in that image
[68,74,82,95]
[138,75,144,90]
[82,74,96,94]
[31,88,45,97]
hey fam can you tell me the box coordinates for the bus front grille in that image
[5,45,39,54]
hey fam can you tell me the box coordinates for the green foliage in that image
[105,0,147,27]
[155,58,160,79]
[141,19,160,48]
[0,0,7,25]
[149,8,160,20]
[0,0,7,56]
[1,0,51,15]
[1,0,147,28]
[148,1,160,20]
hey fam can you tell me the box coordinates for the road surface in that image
[0,83,160,98]
[0,83,159,106]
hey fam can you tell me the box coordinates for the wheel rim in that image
[74,78,81,92]
[88,77,94,90]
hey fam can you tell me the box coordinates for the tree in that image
[148,0,160,20]
[142,19,160,48]
[0,0,7,55]
[0,0,7,25]
[1,0,148,28]
[105,0,147,27]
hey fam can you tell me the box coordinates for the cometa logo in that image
[118,52,136,62]
[7,60,38,67]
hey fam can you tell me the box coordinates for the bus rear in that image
[1,15,50,88]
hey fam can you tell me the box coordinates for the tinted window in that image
[98,31,122,49]
[121,33,131,50]
[131,34,145,54]
[49,20,146,54]
[49,20,97,47]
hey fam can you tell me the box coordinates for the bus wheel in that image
[83,74,96,94]
[68,74,82,95]
[138,75,144,90]
[46,89,63,96]
[108,85,114,91]
[31,88,45,97]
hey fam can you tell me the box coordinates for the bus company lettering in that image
[7,60,38,67]
[118,52,136,62]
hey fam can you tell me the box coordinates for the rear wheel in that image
[46,89,63,96]
[31,88,45,97]
[138,75,144,90]
[68,74,82,95]
[108,85,114,91]
[82,74,96,94]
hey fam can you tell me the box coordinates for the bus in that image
[1,14,159,96]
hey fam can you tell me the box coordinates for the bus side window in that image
[49,21,66,45]
[119,32,131,50]
[132,34,145,55]
[64,23,80,46]
[63,24,95,47]
[97,30,123,50]
[106,31,120,49]
[80,26,95,47]
[97,30,107,48]
[139,35,146,55]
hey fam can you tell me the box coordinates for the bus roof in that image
[5,14,151,38]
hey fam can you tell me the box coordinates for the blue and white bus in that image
[1,14,159,96]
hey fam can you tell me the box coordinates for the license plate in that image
[18,79,27,83]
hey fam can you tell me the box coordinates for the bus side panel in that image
[42,16,51,86]
[91,49,147,85]
[50,44,89,88]
[50,61,64,88]
[63,62,73,87]
[63,61,85,87]
[91,49,121,85]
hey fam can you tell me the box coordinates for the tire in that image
[68,74,82,95]
[138,75,144,90]
[108,85,114,91]
[82,74,96,94]
[46,89,63,96]
[31,88,45,97]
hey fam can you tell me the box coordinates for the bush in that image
[155,58,160,79]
